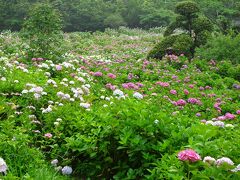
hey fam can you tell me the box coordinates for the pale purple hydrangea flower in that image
[0,157,7,175]
[216,157,234,166]
[62,166,73,175]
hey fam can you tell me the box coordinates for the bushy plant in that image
[21,3,63,60]
[104,13,126,29]
[147,34,193,59]
[196,33,240,64]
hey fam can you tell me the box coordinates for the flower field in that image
[0,28,240,179]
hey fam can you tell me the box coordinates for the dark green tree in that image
[148,1,213,60]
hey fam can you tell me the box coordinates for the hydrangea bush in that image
[0,28,240,179]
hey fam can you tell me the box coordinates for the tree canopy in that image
[0,0,239,32]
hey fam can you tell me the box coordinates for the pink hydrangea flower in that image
[189,84,194,88]
[107,73,116,79]
[175,99,187,106]
[225,113,235,120]
[44,133,53,138]
[178,149,201,162]
[37,58,44,61]
[237,110,240,115]
[93,72,103,77]
[187,98,202,105]
[156,81,170,87]
[170,89,177,95]
[105,83,116,90]
[184,89,189,95]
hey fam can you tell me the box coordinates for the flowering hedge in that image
[0,29,239,179]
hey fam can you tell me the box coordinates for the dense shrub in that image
[196,33,240,64]
[103,13,127,29]
[147,34,193,59]
[21,3,63,60]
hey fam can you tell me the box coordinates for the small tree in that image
[148,1,213,60]
[21,3,63,59]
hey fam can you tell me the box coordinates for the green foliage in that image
[175,1,200,17]
[104,13,127,29]
[196,33,240,64]
[148,34,193,60]
[140,9,175,29]
[0,28,240,179]
[150,0,213,60]
[21,3,63,60]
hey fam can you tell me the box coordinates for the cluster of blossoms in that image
[105,83,116,90]
[47,79,57,87]
[122,82,139,90]
[22,84,47,100]
[202,111,239,127]
[0,157,7,175]
[133,92,143,99]
[57,91,74,101]
[80,103,91,109]
[156,81,170,87]
[178,149,201,162]
[203,156,240,172]
[107,73,116,79]
[113,89,125,99]
[32,57,44,61]
[174,99,187,106]
[165,54,180,63]
[178,150,240,173]
[41,105,53,114]
[187,98,202,105]
[93,71,103,77]
[54,118,62,126]
[51,159,73,175]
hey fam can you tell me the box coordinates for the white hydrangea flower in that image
[1,77,6,81]
[77,77,86,83]
[34,93,41,100]
[203,156,216,165]
[51,159,58,167]
[113,89,124,97]
[105,97,110,101]
[62,166,73,175]
[21,90,28,94]
[44,72,51,77]
[231,164,240,172]
[225,124,234,128]
[80,103,91,109]
[216,157,234,166]
[212,121,225,127]
[0,157,7,174]
[133,92,143,99]
[154,120,159,124]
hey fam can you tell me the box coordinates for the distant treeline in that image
[0,0,239,32]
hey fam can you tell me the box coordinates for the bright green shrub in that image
[196,34,240,64]
[21,3,63,60]
[147,34,193,59]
